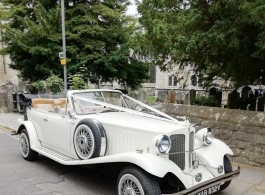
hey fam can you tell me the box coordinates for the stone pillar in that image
[216,91,222,107]
[255,90,259,98]
[189,89,196,105]
[256,96,264,112]
[227,90,240,109]
[0,84,8,112]
[138,90,147,102]
[5,81,15,112]
[169,89,176,103]
[0,86,6,112]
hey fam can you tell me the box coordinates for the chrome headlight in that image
[156,135,171,153]
[196,128,214,145]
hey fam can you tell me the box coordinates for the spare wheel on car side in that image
[73,119,104,160]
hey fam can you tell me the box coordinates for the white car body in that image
[14,89,240,195]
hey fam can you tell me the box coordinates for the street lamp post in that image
[61,0,67,92]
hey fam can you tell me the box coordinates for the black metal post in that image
[12,92,18,112]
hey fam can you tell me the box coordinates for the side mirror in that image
[54,106,61,113]
[54,106,65,118]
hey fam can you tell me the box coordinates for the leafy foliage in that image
[138,0,265,87]
[71,74,87,90]
[32,80,46,91]
[46,74,64,94]
[0,0,150,89]
[191,96,219,107]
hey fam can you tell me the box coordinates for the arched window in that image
[173,76,178,86]
[168,76,173,86]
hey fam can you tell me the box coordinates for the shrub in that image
[191,95,219,107]
[46,74,64,94]
[32,80,46,92]
[71,74,87,90]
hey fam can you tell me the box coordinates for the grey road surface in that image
[0,129,117,195]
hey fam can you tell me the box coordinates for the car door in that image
[41,112,71,153]
[27,109,48,142]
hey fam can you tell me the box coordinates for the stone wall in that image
[154,103,265,168]
[0,82,15,113]
[1,29,19,86]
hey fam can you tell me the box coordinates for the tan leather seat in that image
[31,99,55,111]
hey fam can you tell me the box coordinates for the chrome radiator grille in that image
[189,132,195,167]
[169,134,185,170]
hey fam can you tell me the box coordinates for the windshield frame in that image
[68,89,179,124]
[71,90,128,115]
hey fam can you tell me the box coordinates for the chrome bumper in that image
[167,167,240,195]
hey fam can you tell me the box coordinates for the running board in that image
[32,146,78,164]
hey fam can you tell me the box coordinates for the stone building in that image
[0,32,19,86]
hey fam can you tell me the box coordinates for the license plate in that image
[196,184,220,195]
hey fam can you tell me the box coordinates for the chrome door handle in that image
[42,117,48,121]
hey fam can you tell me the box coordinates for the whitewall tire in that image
[73,119,102,160]
[117,167,161,195]
[19,129,38,161]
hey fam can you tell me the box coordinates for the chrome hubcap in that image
[75,125,94,159]
[20,133,29,157]
[119,174,144,195]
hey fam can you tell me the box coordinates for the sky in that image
[126,0,139,16]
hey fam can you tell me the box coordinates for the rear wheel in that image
[219,156,232,191]
[19,129,38,161]
[117,166,161,195]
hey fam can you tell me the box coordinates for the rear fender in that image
[17,120,41,148]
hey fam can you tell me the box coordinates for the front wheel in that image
[117,166,161,195]
[219,156,232,191]
[19,129,38,161]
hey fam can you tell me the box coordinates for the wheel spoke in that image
[119,174,145,195]
[20,133,30,157]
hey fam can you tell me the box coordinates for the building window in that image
[198,76,204,87]
[149,65,156,83]
[191,75,198,86]
[168,76,178,86]
[168,76,173,86]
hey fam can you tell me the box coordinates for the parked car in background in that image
[13,89,240,195]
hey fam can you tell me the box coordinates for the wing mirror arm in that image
[54,106,66,118]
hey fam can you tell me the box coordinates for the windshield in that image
[72,91,127,114]
[71,90,178,123]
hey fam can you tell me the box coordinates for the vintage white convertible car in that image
[13,89,240,195]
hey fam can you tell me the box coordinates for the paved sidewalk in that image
[0,113,22,130]
[0,112,265,195]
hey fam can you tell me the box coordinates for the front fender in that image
[17,120,41,148]
[195,138,233,176]
[65,152,193,189]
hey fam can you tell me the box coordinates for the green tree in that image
[0,0,150,89]
[138,0,265,88]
